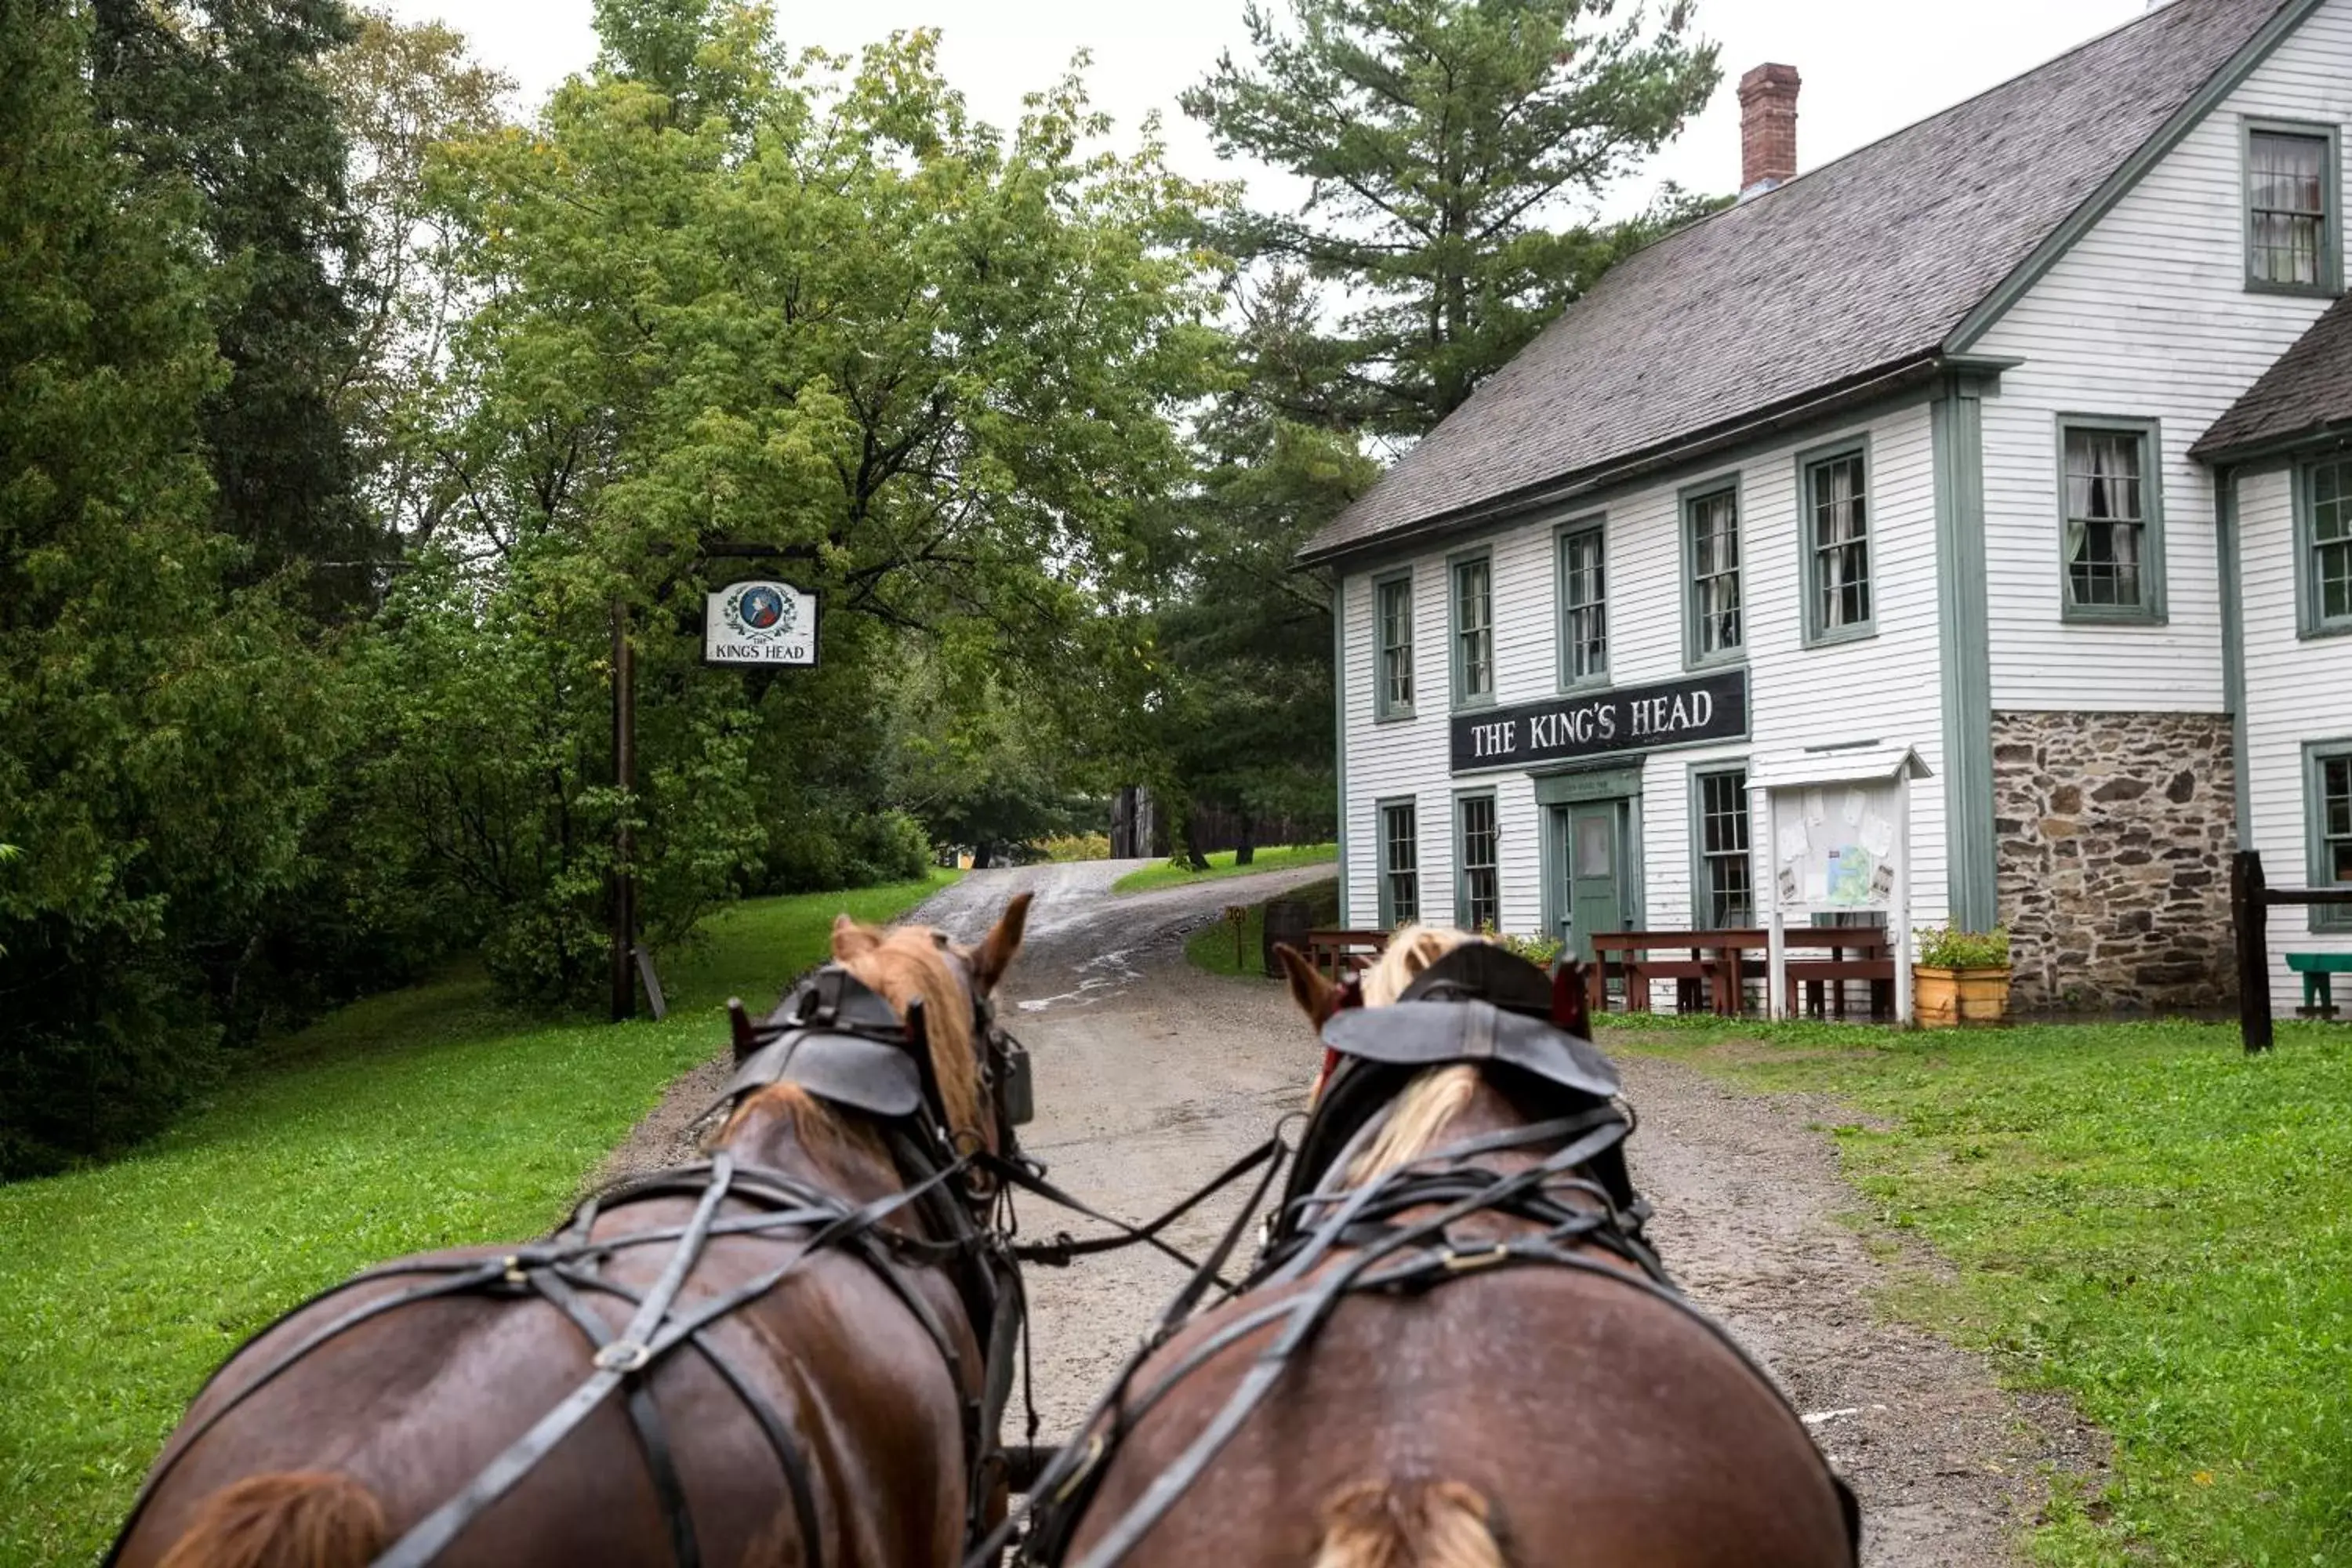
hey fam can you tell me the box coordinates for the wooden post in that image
[611,598,637,1024]
[2232,849,2271,1054]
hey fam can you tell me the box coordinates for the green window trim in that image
[2305,739,2352,934]
[1686,762,1755,929]
[1454,789,1501,932]
[2295,454,2352,640]
[2242,117,2343,298]
[1679,475,1747,670]
[1554,514,1609,691]
[1448,550,1496,710]
[1375,796,1421,929]
[1795,436,1877,647]
[1373,569,1416,721]
[2055,415,2168,625]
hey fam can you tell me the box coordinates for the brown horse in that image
[1029,927,1855,1568]
[109,893,1035,1568]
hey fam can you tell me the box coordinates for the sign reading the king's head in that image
[702,580,817,667]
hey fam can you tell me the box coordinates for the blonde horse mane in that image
[1344,925,1490,1187]
[724,923,988,1157]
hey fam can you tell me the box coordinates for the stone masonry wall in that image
[1991,711,2238,1011]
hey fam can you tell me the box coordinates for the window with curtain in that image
[2249,129,2331,289]
[1380,801,1419,927]
[1559,524,1606,683]
[1686,488,1742,659]
[1806,452,1871,637]
[2063,425,2154,614]
[1453,558,1493,702]
[2307,458,2352,634]
[1457,795,1499,931]
[2312,746,2352,933]
[1697,769,1752,927]
[1376,576,1414,716]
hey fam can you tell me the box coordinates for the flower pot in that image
[1913,964,2013,1027]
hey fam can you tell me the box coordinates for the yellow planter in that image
[1913,965,2013,1027]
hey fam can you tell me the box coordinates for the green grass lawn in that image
[1602,1015,2352,1566]
[1181,877,1340,978]
[0,871,955,1567]
[1111,842,1335,895]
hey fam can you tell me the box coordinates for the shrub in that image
[1915,924,2013,970]
[1482,927,1565,968]
[1033,832,1111,862]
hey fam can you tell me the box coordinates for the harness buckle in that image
[502,1254,527,1285]
[1441,1243,1512,1273]
[593,1340,652,1374]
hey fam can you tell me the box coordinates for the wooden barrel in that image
[1261,899,1313,977]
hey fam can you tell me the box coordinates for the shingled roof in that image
[2194,292,2352,458]
[1301,0,2299,565]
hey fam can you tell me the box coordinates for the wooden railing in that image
[2230,851,2352,1052]
[1586,928,1894,1018]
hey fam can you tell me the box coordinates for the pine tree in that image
[1184,0,1722,437]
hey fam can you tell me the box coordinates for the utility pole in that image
[610,597,637,1022]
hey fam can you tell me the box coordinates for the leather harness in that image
[982,946,1861,1568]
[104,961,1038,1568]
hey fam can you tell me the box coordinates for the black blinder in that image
[998,1037,1035,1127]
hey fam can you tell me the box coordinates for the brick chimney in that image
[1738,63,1801,199]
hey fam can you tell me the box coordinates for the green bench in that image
[2285,952,2352,1020]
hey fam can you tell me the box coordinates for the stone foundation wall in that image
[1991,711,2238,1011]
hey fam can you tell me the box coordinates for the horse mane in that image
[721,924,988,1156]
[1344,926,1490,1186]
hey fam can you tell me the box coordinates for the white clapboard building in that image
[1306,0,2352,1012]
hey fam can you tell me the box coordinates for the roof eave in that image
[2191,416,2352,466]
[1943,0,2325,357]
[1298,350,2018,572]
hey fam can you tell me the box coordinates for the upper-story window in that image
[2245,122,2340,296]
[1802,445,1872,644]
[1374,572,1414,719]
[1557,519,1607,687]
[2303,456,2352,638]
[2058,418,2165,623]
[1684,483,1743,663]
[1451,555,1494,705]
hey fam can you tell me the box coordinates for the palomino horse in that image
[109,894,1036,1568]
[1014,927,1856,1568]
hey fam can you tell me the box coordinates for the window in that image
[2302,456,2352,638]
[1693,768,1752,928]
[1557,521,1607,686]
[1802,447,1872,642]
[1377,800,1419,928]
[2059,419,2165,622]
[1451,556,1494,705]
[2309,743,2352,934]
[2245,123,2339,295]
[1685,485,1743,662]
[1375,574,1414,718]
[1456,793,1499,932]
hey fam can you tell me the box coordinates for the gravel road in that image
[603,862,2103,1565]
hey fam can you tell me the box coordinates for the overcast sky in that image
[383,0,2152,220]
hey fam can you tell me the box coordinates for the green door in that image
[1561,801,1624,962]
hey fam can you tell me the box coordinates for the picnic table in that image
[1587,927,1895,1018]
[1304,928,1390,981]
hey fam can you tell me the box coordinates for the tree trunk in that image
[973,841,994,870]
[1181,813,1211,872]
[1235,815,1256,866]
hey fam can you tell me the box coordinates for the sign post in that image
[610,597,637,1022]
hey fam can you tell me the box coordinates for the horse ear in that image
[1273,943,1340,1029]
[970,891,1033,996]
[832,913,877,961]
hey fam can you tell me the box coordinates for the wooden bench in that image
[1588,927,1896,1018]
[2285,952,2352,1020]
[1304,928,1390,982]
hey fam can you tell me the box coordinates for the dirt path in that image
[601,863,2103,1564]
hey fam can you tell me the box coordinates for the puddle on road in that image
[1016,948,1142,1012]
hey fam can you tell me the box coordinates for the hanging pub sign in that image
[1450,667,1747,775]
[702,579,818,667]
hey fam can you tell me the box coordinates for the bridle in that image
[104,955,1037,1568]
[982,946,1860,1568]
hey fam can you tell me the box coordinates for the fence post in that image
[2232,850,2271,1054]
